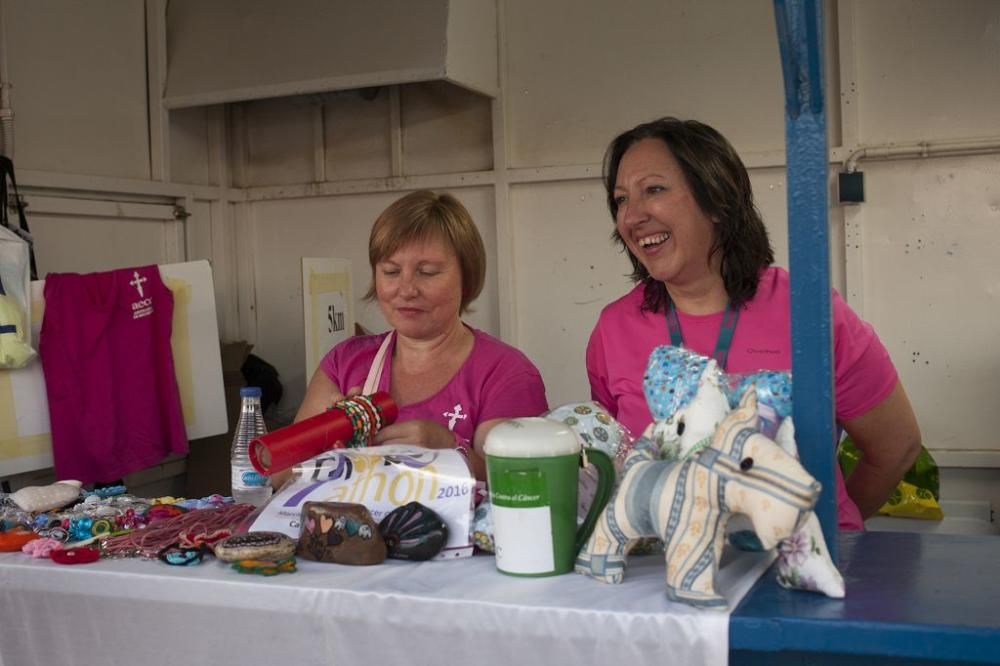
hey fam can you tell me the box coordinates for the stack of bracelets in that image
[1,492,251,565]
[249,391,398,475]
[0,494,153,544]
[333,394,388,448]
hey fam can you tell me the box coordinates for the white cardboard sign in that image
[251,444,476,559]
[302,258,353,381]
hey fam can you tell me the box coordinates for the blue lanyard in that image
[665,301,740,371]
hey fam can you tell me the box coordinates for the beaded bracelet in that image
[331,395,393,448]
[369,394,386,429]
[332,398,366,448]
[353,396,381,445]
[358,394,381,425]
[349,400,371,447]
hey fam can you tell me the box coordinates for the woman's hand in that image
[294,370,346,423]
[373,419,455,449]
[372,418,507,483]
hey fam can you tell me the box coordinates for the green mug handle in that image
[574,447,616,555]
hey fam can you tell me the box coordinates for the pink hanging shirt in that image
[39,266,188,483]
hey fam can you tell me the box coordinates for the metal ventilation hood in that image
[162,0,497,109]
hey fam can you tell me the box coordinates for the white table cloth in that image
[0,548,772,666]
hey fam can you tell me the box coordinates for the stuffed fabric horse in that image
[575,389,820,609]
[643,345,845,599]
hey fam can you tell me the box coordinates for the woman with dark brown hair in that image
[586,117,921,529]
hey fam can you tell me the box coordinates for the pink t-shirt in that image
[586,266,898,531]
[39,266,188,483]
[319,327,549,442]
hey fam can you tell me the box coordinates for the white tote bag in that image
[0,155,37,369]
[0,223,36,368]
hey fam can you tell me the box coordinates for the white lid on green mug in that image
[484,417,580,458]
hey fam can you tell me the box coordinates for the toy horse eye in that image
[740,457,754,471]
[677,421,686,436]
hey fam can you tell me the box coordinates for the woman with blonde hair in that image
[281,190,548,485]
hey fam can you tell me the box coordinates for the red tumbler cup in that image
[248,391,397,475]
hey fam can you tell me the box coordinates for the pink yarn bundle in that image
[22,538,62,559]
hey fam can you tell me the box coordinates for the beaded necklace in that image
[100,504,254,559]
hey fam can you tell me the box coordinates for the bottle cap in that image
[240,386,262,398]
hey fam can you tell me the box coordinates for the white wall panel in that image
[242,82,493,186]
[503,0,786,168]
[169,108,213,186]
[5,1,149,178]
[244,98,317,186]
[751,168,790,272]
[30,215,176,277]
[164,0,449,107]
[850,154,1000,453]
[401,81,493,175]
[511,180,631,407]
[248,188,497,411]
[324,91,393,181]
[163,0,498,107]
[183,200,214,264]
[853,0,1000,143]
[179,199,238,342]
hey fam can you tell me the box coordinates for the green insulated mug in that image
[484,417,615,576]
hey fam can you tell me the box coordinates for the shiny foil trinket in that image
[378,501,448,561]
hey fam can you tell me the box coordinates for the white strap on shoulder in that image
[362,330,394,395]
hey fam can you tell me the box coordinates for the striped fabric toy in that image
[575,389,820,609]
[643,345,845,600]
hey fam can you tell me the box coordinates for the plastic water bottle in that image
[231,386,272,507]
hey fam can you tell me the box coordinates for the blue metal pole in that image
[772,0,838,559]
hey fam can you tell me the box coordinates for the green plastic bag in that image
[838,437,943,520]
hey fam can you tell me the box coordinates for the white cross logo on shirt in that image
[129,271,147,298]
[443,404,467,430]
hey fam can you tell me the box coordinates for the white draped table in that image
[0,548,772,666]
